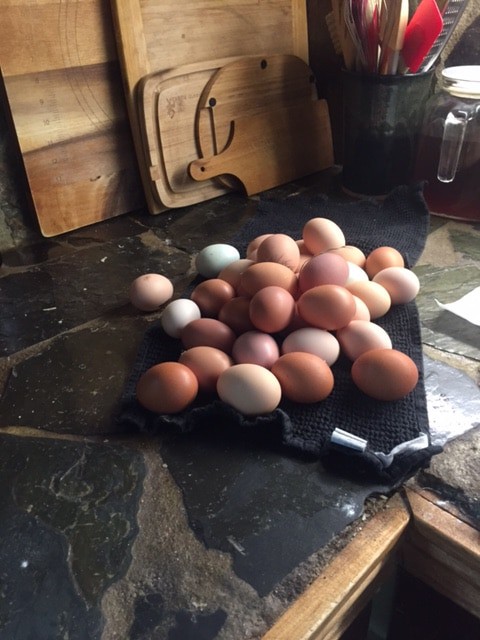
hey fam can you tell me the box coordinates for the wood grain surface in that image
[402,487,480,618]
[190,99,334,195]
[111,0,309,213]
[0,0,144,237]
[263,494,410,640]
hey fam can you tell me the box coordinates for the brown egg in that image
[271,352,334,403]
[240,262,298,297]
[218,296,255,334]
[365,246,405,278]
[179,346,233,393]
[345,281,391,319]
[136,362,198,413]
[256,233,300,271]
[246,234,273,258]
[351,348,419,401]
[249,286,295,333]
[218,258,254,294]
[181,318,236,353]
[327,245,366,267]
[190,278,235,317]
[297,284,356,330]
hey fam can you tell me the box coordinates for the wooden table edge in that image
[262,493,410,640]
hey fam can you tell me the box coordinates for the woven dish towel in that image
[117,184,441,486]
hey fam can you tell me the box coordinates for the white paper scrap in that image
[435,286,480,326]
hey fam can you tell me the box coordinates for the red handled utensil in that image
[401,0,443,73]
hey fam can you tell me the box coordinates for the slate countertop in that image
[0,171,479,639]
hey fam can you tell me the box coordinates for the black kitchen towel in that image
[117,183,441,485]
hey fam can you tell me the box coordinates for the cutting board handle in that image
[189,100,334,195]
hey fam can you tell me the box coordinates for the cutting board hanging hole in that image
[260,59,268,69]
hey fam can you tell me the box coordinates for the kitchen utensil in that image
[401,0,444,73]
[0,1,144,237]
[110,0,309,213]
[189,100,334,195]
[379,0,409,74]
[419,0,470,72]
[327,0,357,70]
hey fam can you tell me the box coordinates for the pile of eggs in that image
[130,218,421,417]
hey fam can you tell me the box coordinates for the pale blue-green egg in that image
[195,243,240,278]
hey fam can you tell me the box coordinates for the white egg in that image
[345,261,369,285]
[161,299,201,338]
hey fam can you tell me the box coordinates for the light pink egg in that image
[129,273,174,311]
[232,331,280,369]
[298,253,349,292]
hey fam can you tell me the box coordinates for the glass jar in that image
[414,66,480,221]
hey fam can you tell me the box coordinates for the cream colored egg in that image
[346,281,391,319]
[328,245,366,267]
[302,218,346,254]
[217,364,282,415]
[281,327,340,366]
[372,267,420,304]
[337,320,392,361]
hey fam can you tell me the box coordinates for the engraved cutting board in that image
[110,0,309,213]
[189,100,334,195]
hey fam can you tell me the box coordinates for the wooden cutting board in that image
[196,54,318,189]
[189,100,334,194]
[137,59,241,209]
[196,55,317,158]
[0,1,144,237]
[110,0,309,213]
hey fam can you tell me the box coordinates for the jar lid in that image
[442,66,480,98]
